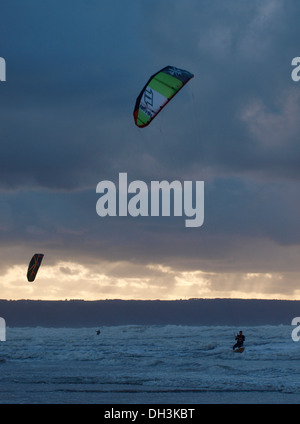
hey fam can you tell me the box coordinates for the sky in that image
[0,0,300,301]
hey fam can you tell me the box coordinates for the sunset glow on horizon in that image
[1,1,300,302]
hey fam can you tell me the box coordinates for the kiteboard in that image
[233,347,245,353]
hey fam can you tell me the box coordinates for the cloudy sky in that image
[0,0,300,300]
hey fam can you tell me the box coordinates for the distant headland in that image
[0,298,299,327]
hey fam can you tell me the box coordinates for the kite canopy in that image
[27,253,44,282]
[133,66,194,128]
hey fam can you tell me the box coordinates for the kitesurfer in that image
[233,331,245,350]
[96,330,101,335]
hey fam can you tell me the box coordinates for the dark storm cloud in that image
[1,0,299,190]
[135,0,300,182]
[0,176,299,271]
[0,0,146,190]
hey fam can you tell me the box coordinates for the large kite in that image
[133,66,194,128]
[27,253,44,282]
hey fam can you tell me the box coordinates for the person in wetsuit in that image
[233,331,245,350]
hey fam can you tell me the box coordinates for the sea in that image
[0,325,300,405]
